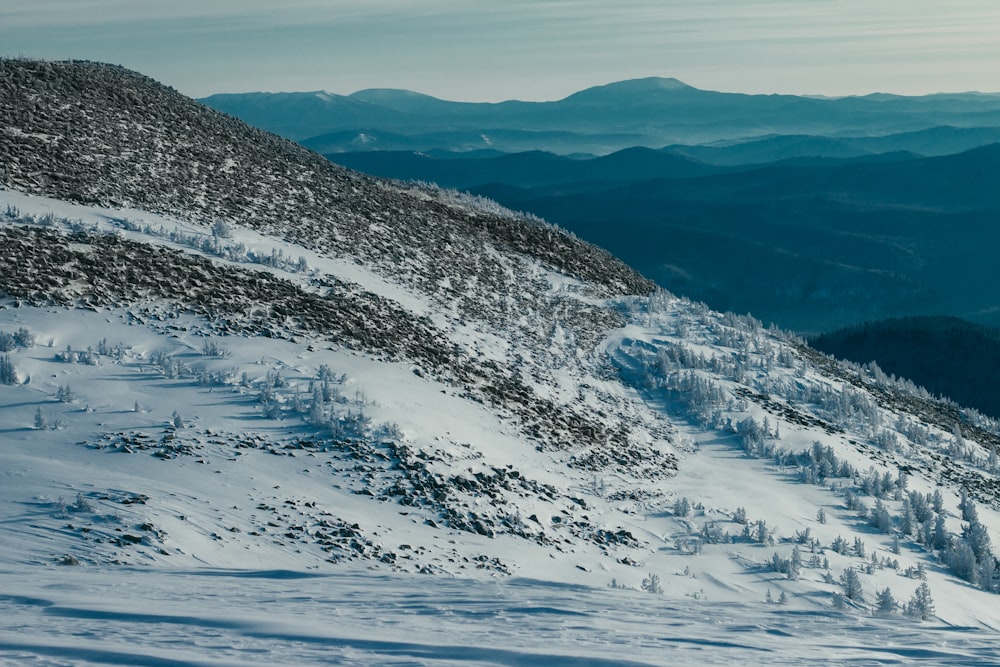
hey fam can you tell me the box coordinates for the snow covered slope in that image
[4,59,1000,663]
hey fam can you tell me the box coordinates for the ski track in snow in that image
[3,566,999,667]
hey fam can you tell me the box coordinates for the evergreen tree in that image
[899,497,914,536]
[931,488,944,514]
[673,496,691,517]
[932,513,950,551]
[34,407,47,430]
[959,489,974,522]
[945,540,978,584]
[840,567,864,602]
[875,587,897,615]
[869,499,892,533]
[904,582,935,621]
[0,354,18,384]
[965,513,992,562]
[789,545,803,580]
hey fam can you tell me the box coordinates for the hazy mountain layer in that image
[201,78,1000,154]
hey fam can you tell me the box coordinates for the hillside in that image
[811,317,1000,420]
[459,146,1000,333]
[201,77,1000,154]
[4,59,1000,663]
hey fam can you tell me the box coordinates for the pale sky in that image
[3,0,1000,100]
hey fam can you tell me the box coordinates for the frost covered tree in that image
[641,573,663,594]
[869,499,892,533]
[673,496,691,517]
[875,587,897,615]
[0,354,18,384]
[840,567,864,602]
[211,218,232,238]
[904,582,935,620]
[34,407,47,430]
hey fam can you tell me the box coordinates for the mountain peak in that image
[561,77,696,103]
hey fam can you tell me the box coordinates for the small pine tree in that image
[816,507,827,524]
[0,354,18,384]
[904,582,935,621]
[171,411,183,429]
[840,567,864,602]
[56,384,74,403]
[641,573,663,594]
[853,537,866,559]
[875,587,897,615]
[673,496,691,517]
[211,218,232,239]
[34,407,47,430]
[733,506,747,524]
[789,545,802,580]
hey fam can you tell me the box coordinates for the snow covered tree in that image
[673,496,691,517]
[904,582,935,620]
[959,488,974,522]
[945,540,978,584]
[0,354,18,384]
[853,537,866,559]
[964,510,992,562]
[875,587,897,615]
[641,573,663,594]
[34,407,47,430]
[211,218,232,238]
[869,499,892,533]
[840,567,864,602]
[931,488,944,514]
[932,512,950,551]
[789,545,803,580]
[56,384,74,402]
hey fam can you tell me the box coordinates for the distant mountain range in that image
[201,77,1000,155]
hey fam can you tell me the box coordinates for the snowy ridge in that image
[3,59,1000,663]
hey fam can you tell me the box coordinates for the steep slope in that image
[5,60,1000,660]
[0,58,673,571]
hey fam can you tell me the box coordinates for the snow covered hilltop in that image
[4,59,1000,663]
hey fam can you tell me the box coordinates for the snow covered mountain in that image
[4,59,1000,663]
